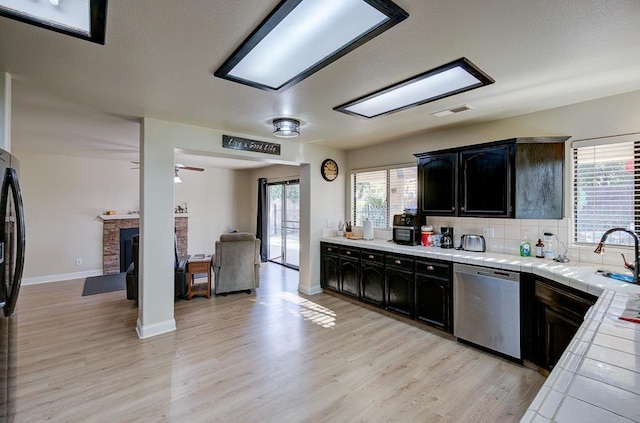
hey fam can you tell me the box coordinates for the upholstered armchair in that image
[126,234,190,302]
[213,233,261,295]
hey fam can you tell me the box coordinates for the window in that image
[573,137,639,246]
[351,165,417,228]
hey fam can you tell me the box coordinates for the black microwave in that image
[392,214,421,245]
[392,226,421,245]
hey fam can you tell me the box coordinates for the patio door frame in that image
[267,179,300,270]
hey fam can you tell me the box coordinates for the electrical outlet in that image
[75,258,83,266]
[482,227,494,238]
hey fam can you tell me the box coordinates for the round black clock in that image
[321,159,339,181]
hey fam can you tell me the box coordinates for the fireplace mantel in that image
[100,214,189,275]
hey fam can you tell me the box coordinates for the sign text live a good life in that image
[222,135,281,155]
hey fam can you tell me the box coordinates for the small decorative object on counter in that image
[363,219,374,240]
[421,225,434,247]
[520,233,531,257]
[105,210,117,215]
[345,221,352,238]
[337,220,344,237]
[535,239,545,258]
[543,234,555,259]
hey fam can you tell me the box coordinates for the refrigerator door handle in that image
[0,168,25,317]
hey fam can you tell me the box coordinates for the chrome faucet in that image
[594,228,640,284]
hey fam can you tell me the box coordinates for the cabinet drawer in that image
[386,254,414,270]
[340,247,360,260]
[321,243,340,255]
[415,260,450,278]
[361,249,384,263]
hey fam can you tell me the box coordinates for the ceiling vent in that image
[430,104,474,117]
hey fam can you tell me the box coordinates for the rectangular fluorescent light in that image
[215,0,408,92]
[0,0,107,44]
[334,58,494,119]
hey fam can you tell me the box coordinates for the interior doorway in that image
[268,180,300,269]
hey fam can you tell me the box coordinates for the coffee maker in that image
[441,227,454,249]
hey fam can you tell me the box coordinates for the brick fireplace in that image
[100,214,188,275]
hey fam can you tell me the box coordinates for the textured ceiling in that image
[1,0,640,167]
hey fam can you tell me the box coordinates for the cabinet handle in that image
[368,255,374,259]
[346,251,351,255]
[395,259,401,265]
[327,248,332,252]
[427,265,434,271]
[461,206,465,211]
[452,207,456,212]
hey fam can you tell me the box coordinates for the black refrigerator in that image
[0,149,25,423]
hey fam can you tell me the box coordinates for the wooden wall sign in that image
[222,135,281,155]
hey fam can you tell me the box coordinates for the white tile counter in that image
[320,237,640,422]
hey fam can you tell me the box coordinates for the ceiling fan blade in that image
[175,163,205,172]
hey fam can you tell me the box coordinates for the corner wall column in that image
[137,118,176,338]
[0,72,11,152]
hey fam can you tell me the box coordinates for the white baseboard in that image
[136,318,176,339]
[21,269,104,285]
[298,283,323,295]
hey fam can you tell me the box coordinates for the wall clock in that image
[321,159,339,182]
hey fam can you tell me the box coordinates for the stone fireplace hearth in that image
[100,214,188,275]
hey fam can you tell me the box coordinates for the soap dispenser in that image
[520,233,531,257]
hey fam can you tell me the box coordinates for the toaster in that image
[458,234,486,252]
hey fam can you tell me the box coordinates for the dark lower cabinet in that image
[320,243,452,333]
[534,278,597,371]
[415,259,452,332]
[339,247,360,299]
[361,250,385,308]
[385,255,414,317]
[320,243,339,292]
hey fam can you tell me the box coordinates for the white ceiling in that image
[1,0,640,169]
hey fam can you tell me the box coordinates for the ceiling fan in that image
[130,161,204,183]
[130,161,205,172]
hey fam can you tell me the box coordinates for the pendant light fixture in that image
[273,118,300,138]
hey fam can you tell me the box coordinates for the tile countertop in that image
[320,237,640,423]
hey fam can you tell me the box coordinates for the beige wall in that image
[345,89,640,269]
[15,150,254,283]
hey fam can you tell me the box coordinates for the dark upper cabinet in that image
[460,144,513,217]
[415,136,568,219]
[417,152,458,215]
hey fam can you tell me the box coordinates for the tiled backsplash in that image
[425,216,633,269]
[331,217,636,269]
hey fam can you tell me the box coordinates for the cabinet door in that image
[340,258,360,299]
[362,262,385,308]
[460,144,512,217]
[415,275,450,332]
[418,153,458,215]
[320,253,339,292]
[539,305,581,370]
[385,268,414,317]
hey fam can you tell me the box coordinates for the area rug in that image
[82,272,126,296]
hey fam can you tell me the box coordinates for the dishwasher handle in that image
[455,263,520,282]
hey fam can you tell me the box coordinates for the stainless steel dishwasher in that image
[453,263,521,360]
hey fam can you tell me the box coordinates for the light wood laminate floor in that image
[14,264,544,422]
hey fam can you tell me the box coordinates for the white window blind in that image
[573,139,639,246]
[352,165,417,228]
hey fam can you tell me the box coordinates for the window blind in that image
[573,139,639,246]
[351,165,417,229]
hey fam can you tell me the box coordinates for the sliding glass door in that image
[268,180,299,269]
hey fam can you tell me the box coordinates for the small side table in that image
[186,256,212,299]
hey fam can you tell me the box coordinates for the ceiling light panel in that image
[215,0,408,91]
[335,58,494,119]
[0,0,107,44]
